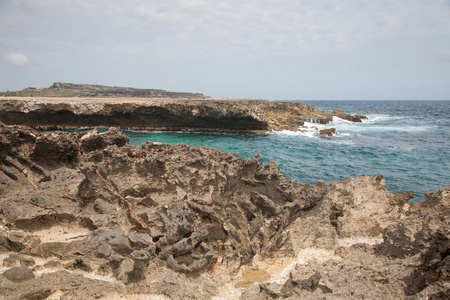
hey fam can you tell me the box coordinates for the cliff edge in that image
[0,97,364,133]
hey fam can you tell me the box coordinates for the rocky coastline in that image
[0,97,365,133]
[0,124,448,299]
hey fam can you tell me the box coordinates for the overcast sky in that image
[1,0,450,100]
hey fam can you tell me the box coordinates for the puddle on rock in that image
[234,268,271,288]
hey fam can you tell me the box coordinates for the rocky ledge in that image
[0,123,448,299]
[0,97,365,133]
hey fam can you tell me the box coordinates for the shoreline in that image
[0,97,365,133]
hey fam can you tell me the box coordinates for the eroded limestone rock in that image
[0,123,447,299]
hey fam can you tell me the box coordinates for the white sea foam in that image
[332,115,430,133]
[270,117,357,138]
[363,114,405,123]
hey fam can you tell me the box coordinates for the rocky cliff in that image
[0,97,365,133]
[0,124,448,299]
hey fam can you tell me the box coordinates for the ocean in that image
[124,100,450,202]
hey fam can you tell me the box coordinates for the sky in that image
[1,0,450,100]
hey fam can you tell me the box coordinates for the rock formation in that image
[0,96,365,133]
[0,123,448,299]
[319,128,336,137]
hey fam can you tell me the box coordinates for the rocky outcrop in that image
[0,123,447,299]
[319,127,336,137]
[333,109,368,122]
[0,96,366,133]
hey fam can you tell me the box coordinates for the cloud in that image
[2,1,450,60]
[5,52,29,66]
[0,0,449,98]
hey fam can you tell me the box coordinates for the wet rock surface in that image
[0,123,448,299]
[319,128,336,137]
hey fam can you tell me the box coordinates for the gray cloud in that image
[4,52,29,66]
[4,0,449,57]
[0,0,449,99]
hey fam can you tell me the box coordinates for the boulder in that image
[2,266,35,282]
[319,128,336,137]
[80,128,129,152]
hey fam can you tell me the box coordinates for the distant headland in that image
[0,82,209,99]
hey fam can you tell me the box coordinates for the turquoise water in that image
[124,100,449,202]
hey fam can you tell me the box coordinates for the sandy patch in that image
[33,225,90,243]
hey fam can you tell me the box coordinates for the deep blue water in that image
[124,100,450,202]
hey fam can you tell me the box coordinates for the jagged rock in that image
[80,128,129,152]
[72,255,92,272]
[2,266,35,282]
[0,123,448,299]
[391,191,415,205]
[93,229,133,256]
[332,109,367,122]
[128,234,155,255]
[379,188,449,259]
[319,127,336,137]
[167,251,215,274]
[116,258,134,282]
[0,236,26,253]
[31,131,80,166]
[282,269,321,294]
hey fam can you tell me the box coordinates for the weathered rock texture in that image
[0,96,365,133]
[0,123,448,299]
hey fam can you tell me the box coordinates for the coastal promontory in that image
[0,83,365,133]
